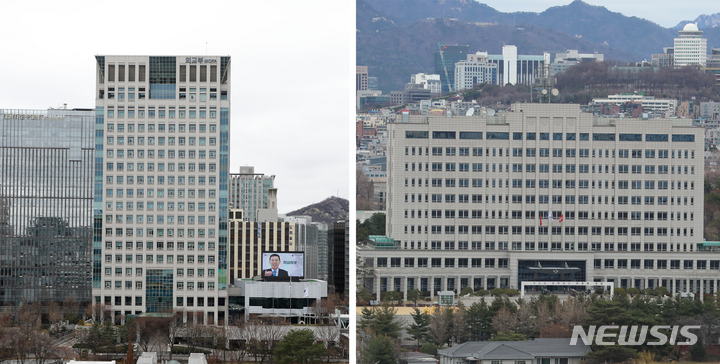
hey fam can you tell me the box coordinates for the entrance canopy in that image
[520,281,614,297]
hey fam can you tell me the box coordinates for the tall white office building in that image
[93,55,231,324]
[360,103,714,301]
[674,23,707,68]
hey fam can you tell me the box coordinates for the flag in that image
[303,288,309,298]
[559,214,564,223]
[548,210,553,222]
[539,214,542,227]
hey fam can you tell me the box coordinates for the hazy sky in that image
[478,0,717,28]
[0,0,352,214]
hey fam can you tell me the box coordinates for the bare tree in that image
[156,310,184,361]
[492,307,516,335]
[30,332,57,364]
[315,324,341,362]
[451,304,469,344]
[85,303,113,324]
[356,167,375,210]
[46,301,64,334]
[427,307,451,347]
[16,303,41,337]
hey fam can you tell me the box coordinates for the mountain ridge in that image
[285,196,349,226]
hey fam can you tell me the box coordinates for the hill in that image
[285,196,349,225]
[358,0,720,93]
[358,17,637,93]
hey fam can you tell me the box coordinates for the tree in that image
[360,304,403,339]
[406,289,423,306]
[690,339,706,361]
[466,299,494,341]
[357,286,372,305]
[29,332,57,364]
[383,291,402,304]
[451,303,469,344]
[406,308,429,346]
[459,287,474,296]
[419,343,437,356]
[427,306,451,347]
[492,307,516,335]
[356,168,375,211]
[490,331,526,341]
[274,329,325,364]
[361,335,397,364]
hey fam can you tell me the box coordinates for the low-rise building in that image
[438,339,590,364]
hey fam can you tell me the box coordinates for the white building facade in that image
[93,55,231,324]
[674,23,707,68]
[453,52,498,91]
[360,103,712,300]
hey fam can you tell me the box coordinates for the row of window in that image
[404,225,693,237]
[104,215,215,225]
[404,193,694,205]
[104,201,217,211]
[406,131,695,142]
[376,256,716,270]
[104,228,214,238]
[407,210,693,221]
[105,267,213,278]
[106,123,217,133]
[398,241,696,251]
[407,146,694,159]
[102,295,219,308]
[105,149,217,160]
[105,241,215,251]
[107,162,216,172]
[104,254,215,264]
[103,280,216,291]
[104,175,216,186]
[105,188,216,199]
[407,178,696,190]
[106,108,217,119]
[106,136,217,147]
[405,162,695,174]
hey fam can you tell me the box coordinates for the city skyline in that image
[0,0,351,214]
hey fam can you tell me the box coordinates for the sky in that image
[0,0,353,214]
[477,0,718,28]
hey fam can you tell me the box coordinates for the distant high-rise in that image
[674,23,707,68]
[0,108,95,305]
[357,66,369,91]
[93,55,231,324]
[229,166,276,222]
[435,45,469,93]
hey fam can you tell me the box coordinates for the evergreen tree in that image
[274,329,325,364]
[361,335,398,364]
[406,307,430,346]
[466,298,494,341]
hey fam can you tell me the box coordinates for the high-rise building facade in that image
[228,209,296,281]
[674,23,707,68]
[454,52,498,91]
[360,103,713,301]
[435,45,469,93]
[229,166,275,222]
[93,55,230,324]
[357,66,369,91]
[0,108,95,306]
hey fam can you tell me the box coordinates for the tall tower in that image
[0,108,95,306]
[93,55,230,324]
[674,23,707,68]
[229,166,275,222]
